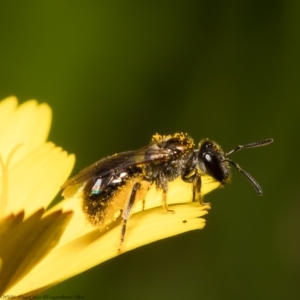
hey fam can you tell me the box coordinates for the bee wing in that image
[61,145,172,190]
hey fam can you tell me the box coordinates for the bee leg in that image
[193,173,210,206]
[157,172,174,214]
[162,191,175,214]
[118,182,141,254]
[142,199,146,211]
[192,172,201,203]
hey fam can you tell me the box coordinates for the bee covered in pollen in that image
[62,133,273,252]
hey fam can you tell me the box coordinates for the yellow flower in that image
[0,97,218,298]
[0,97,75,297]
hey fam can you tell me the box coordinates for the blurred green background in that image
[1,1,299,299]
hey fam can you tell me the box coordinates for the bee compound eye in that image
[202,151,225,182]
[203,152,213,163]
[203,152,218,172]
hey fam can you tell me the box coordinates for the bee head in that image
[198,140,230,184]
[198,138,273,195]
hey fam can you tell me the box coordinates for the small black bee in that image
[62,133,273,252]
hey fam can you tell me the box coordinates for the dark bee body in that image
[62,133,195,228]
[62,133,273,252]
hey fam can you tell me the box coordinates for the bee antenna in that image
[225,159,263,195]
[224,138,273,195]
[225,138,273,156]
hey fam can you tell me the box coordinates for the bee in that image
[62,133,273,252]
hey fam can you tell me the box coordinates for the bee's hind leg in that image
[117,182,141,254]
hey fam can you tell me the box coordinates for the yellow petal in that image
[0,98,52,166]
[0,97,18,132]
[51,175,219,249]
[1,144,75,216]
[8,203,209,296]
[8,176,216,294]
[0,208,73,295]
